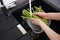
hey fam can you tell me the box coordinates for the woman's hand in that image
[30,18,41,26]
[34,12,60,20]
[34,12,47,19]
[30,18,46,27]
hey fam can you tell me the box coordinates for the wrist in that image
[45,13,50,19]
[42,13,48,19]
[39,20,47,28]
[39,19,49,27]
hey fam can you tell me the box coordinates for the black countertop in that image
[43,0,60,11]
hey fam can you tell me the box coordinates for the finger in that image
[33,12,42,15]
[29,18,35,23]
[34,12,47,18]
[34,12,43,17]
[30,18,35,21]
[30,18,35,20]
[31,21,34,24]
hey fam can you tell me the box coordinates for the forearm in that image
[39,21,60,40]
[46,13,60,20]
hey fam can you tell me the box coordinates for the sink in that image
[12,0,60,40]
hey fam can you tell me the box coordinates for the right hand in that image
[34,12,60,20]
[34,12,47,19]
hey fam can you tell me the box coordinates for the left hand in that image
[30,18,44,26]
